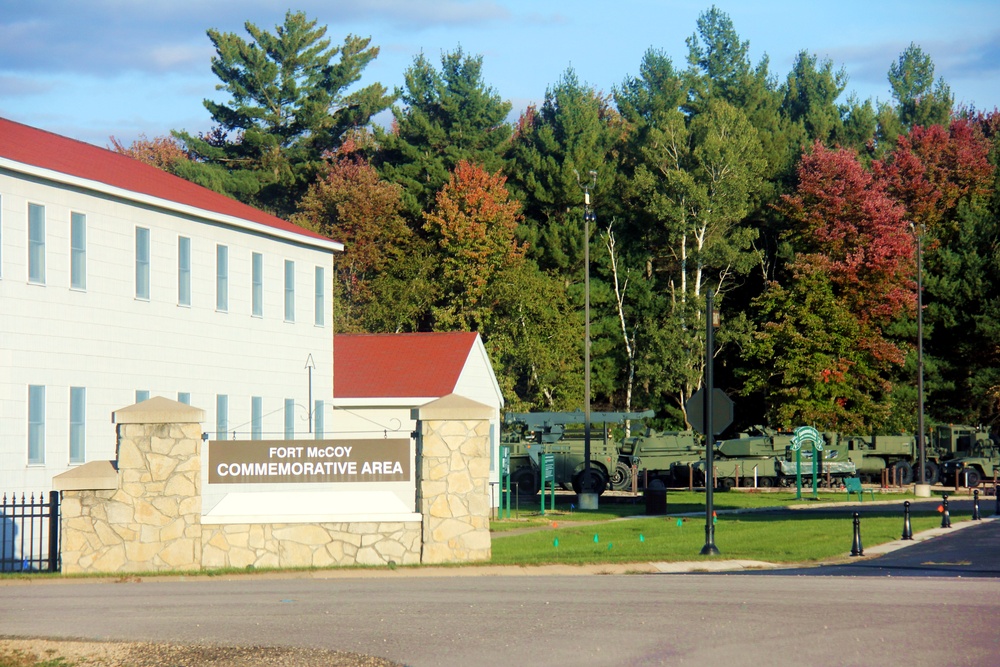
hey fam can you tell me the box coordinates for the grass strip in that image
[490,512,946,565]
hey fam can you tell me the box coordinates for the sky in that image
[1,0,998,148]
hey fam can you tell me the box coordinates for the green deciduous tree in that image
[617,45,766,423]
[173,11,392,217]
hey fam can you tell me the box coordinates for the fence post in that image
[47,490,59,572]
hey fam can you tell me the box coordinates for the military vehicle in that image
[774,448,858,486]
[836,433,919,484]
[502,410,654,496]
[690,427,796,488]
[940,435,1000,488]
[616,428,703,489]
[837,425,992,485]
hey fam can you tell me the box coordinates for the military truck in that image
[836,433,918,484]
[616,428,703,489]
[502,410,654,496]
[838,425,992,485]
[940,435,1000,488]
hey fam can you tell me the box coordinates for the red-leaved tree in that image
[423,160,527,330]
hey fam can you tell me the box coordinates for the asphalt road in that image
[2,509,998,667]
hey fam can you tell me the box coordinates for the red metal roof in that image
[334,332,480,398]
[0,116,331,243]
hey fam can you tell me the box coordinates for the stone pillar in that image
[412,394,493,564]
[54,397,205,574]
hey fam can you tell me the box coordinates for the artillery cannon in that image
[503,410,654,496]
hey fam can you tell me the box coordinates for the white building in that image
[332,332,505,499]
[0,117,342,495]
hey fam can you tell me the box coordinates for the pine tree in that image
[374,47,512,218]
[172,11,392,217]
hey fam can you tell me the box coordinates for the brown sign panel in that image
[208,439,411,485]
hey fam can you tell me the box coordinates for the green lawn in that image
[491,488,985,566]
[490,511,949,565]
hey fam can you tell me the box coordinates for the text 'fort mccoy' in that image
[207,439,411,485]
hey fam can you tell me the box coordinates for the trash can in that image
[644,479,667,515]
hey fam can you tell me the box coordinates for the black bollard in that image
[902,500,913,540]
[850,512,864,557]
[941,493,952,528]
[973,489,981,521]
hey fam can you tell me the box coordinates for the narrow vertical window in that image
[0,194,4,278]
[217,394,228,439]
[216,244,229,311]
[177,392,191,405]
[28,203,45,284]
[28,385,45,464]
[314,266,324,326]
[70,387,86,464]
[135,390,150,403]
[70,212,87,290]
[284,398,295,439]
[135,226,150,299]
[284,260,295,322]
[178,236,191,306]
[252,252,263,317]
[251,396,263,440]
[314,400,324,439]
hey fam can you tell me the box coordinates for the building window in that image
[217,394,228,439]
[28,385,45,464]
[216,244,228,312]
[177,392,191,405]
[178,236,191,306]
[284,398,294,439]
[70,387,86,464]
[135,226,150,299]
[284,260,295,322]
[314,266,324,326]
[252,252,263,317]
[70,212,87,290]
[135,390,150,403]
[28,203,45,284]
[0,194,3,278]
[251,396,263,440]
[314,400,324,439]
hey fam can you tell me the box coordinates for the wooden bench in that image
[844,477,875,501]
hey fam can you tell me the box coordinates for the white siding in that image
[0,170,335,494]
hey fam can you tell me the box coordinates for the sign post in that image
[500,445,511,519]
[540,453,556,515]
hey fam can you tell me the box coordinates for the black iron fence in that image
[1,491,59,572]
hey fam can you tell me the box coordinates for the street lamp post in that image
[913,225,930,497]
[579,170,598,510]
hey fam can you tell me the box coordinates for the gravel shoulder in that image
[0,638,404,667]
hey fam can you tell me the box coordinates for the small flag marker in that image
[676,518,683,527]
[639,534,645,542]
[594,534,599,543]
[607,543,613,550]
[553,538,559,547]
